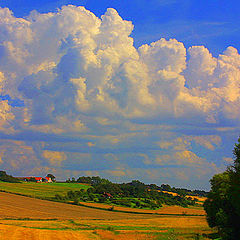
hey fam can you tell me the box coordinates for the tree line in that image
[67,176,208,197]
[58,178,200,209]
[204,136,240,239]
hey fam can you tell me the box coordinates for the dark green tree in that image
[0,171,21,183]
[204,136,240,239]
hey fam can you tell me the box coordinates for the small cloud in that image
[189,135,222,151]
[42,150,67,167]
[87,142,95,147]
[223,157,233,163]
[157,141,173,149]
[106,170,126,177]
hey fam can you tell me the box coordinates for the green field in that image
[0,181,90,199]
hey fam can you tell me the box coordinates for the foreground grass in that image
[0,218,217,240]
[0,181,90,199]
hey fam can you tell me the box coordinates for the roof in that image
[23,177,43,180]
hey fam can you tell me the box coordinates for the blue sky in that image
[0,0,239,190]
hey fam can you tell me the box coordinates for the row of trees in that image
[204,136,240,239]
[68,176,208,197]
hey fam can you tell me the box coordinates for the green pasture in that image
[0,181,90,199]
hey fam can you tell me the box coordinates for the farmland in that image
[0,217,214,240]
[0,180,215,239]
[0,191,216,239]
[78,201,205,215]
[0,181,89,199]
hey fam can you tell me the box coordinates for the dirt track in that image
[0,192,158,220]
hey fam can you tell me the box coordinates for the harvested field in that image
[0,192,159,220]
[0,192,214,239]
[79,202,206,215]
[97,215,208,229]
[0,216,212,240]
[0,224,95,240]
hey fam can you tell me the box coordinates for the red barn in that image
[22,177,44,182]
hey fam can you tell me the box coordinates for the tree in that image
[0,171,21,183]
[204,136,240,239]
[46,173,56,182]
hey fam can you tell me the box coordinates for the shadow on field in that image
[202,232,220,239]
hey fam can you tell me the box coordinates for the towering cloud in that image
[0,5,239,188]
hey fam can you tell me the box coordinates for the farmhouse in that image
[45,177,53,183]
[102,192,113,198]
[16,176,53,183]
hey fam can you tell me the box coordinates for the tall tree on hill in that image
[204,136,240,239]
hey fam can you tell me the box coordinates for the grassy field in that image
[0,181,90,199]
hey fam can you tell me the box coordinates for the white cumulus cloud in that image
[0,5,239,188]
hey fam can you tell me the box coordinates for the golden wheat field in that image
[0,192,214,240]
[78,201,205,215]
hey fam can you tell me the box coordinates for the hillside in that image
[0,191,152,220]
[0,181,89,199]
[0,173,207,212]
[58,177,207,210]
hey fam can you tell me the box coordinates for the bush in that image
[73,198,79,205]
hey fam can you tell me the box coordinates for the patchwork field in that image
[0,192,215,239]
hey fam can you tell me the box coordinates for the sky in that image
[0,0,240,190]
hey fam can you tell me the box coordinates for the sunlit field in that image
[0,217,215,240]
[0,191,216,239]
[0,181,90,199]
